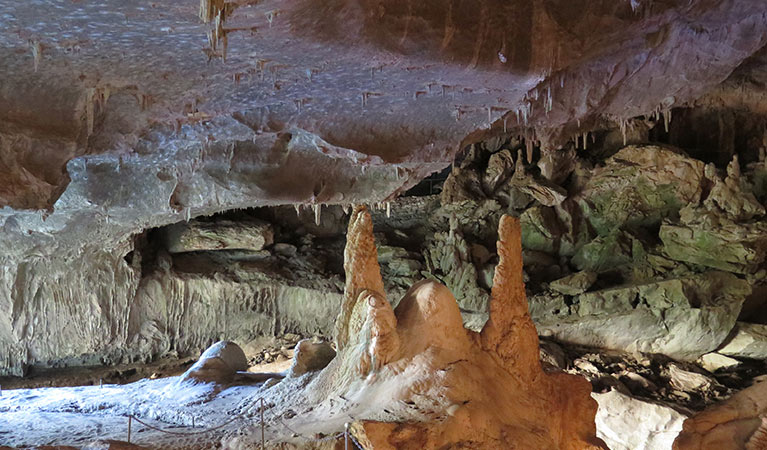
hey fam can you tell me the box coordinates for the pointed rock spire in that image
[481,214,541,382]
[334,205,386,350]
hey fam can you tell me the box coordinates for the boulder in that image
[660,207,767,274]
[578,145,704,235]
[288,339,336,377]
[179,341,249,384]
[572,232,641,273]
[163,218,274,253]
[697,353,741,373]
[550,271,598,296]
[537,272,750,360]
[717,322,767,360]
[594,389,688,450]
[520,205,564,254]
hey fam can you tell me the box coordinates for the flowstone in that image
[293,206,605,449]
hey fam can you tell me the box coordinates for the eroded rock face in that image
[577,145,705,235]
[536,272,750,361]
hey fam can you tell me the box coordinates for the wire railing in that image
[125,396,365,449]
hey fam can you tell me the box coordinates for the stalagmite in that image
[334,206,385,350]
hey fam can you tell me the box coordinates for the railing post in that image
[345,422,350,450]
[260,398,265,450]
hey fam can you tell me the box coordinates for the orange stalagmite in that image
[481,214,542,383]
[319,208,606,449]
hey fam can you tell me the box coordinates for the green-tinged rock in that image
[386,258,422,277]
[579,145,704,235]
[529,293,571,320]
[377,245,411,263]
[536,271,750,361]
[520,205,562,254]
[659,208,767,274]
[550,271,598,296]
[571,231,642,273]
[423,228,489,313]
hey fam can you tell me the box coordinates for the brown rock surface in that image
[674,381,767,450]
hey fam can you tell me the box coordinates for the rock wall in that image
[0,246,341,376]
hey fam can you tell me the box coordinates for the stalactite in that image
[314,204,321,226]
[294,204,301,217]
[386,202,391,218]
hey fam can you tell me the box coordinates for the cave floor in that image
[0,376,253,449]
[0,362,355,450]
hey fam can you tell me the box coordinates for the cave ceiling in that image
[1,0,766,254]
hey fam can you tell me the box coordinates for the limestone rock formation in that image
[660,206,767,274]
[423,225,489,314]
[674,380,767,449]
[550,271,598,296]
[537,271,750,360]
[594,389,688,450]
[315,207,605,449]
[717,323,767,360]
[577,145,705,235]
[163,218,273,253]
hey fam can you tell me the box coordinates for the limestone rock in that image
[423,227,489,313]
[550,271,598,296]
[717,322,767,360]
[674,380,767,449]
[511,150,568,207]
[666,363,714,392]
[520,205,564,254]
[594,389,688,450]
[288,339,336,377]
[482,148,515,194]
[698,352,741,373]
[538,272,750,360]
[538,146,577,185]
[572,232,640,273]
[578,145,705,235]
[163,218,273,253]
[704,156,765,221]
[272,243,297,257]
[660,207,767,274]
[179,341,248,384]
